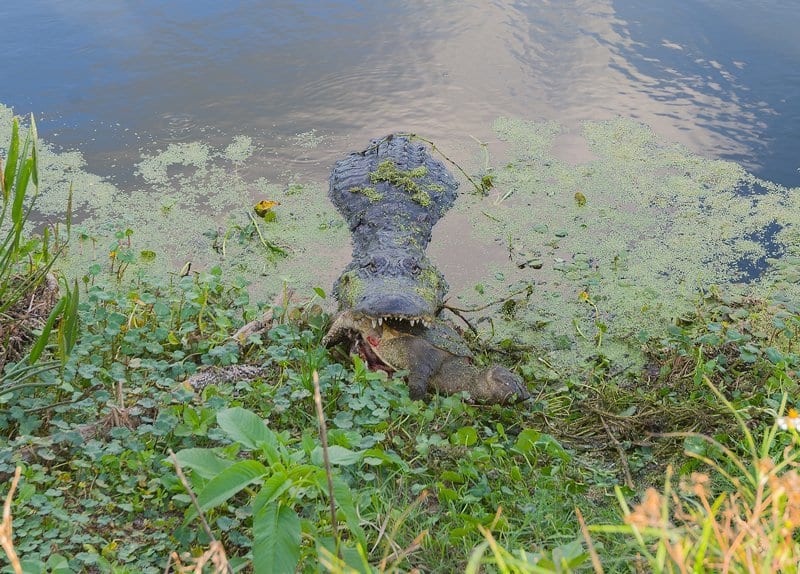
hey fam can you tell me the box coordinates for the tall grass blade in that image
[66,182,73,238]
[2,118,19,202]
[11,157,32,227]
[27,296,66,364]
[63,279,80,356]
[29,115,38,187]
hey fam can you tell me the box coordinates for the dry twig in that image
[168,450,232,574]
[0,467,22,574]
[312,370,341,558]
[576,506,605,574]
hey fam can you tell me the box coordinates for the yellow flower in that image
[254,200,280,217]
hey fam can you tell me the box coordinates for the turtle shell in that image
[420,319,473,359]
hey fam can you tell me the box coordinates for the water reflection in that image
[0,0,797,184]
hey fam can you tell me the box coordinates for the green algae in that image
[0,105,115,217]
[348,186,383,202]
[9,98,800,378]
[370,160,432,206]
[453,116,800,375]
[336,269,365,307]
[222,135,254,164]
[0,104,347,301]
[294,129,324,149]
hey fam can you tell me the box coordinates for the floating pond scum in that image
[3,103,800,378]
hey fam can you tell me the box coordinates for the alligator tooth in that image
[378,317,383,326]
[371,318,377,329]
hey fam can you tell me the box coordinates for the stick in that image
[596,415,635,490]
[168,450,233,574]
[576,506,605,574]
[312,371,340,557]
[442,284,532,314]
[443,305,478,334]
[0,467,22,574]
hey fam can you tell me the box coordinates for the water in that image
[2,0,797,186]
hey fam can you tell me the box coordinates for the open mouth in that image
[360,313,433,329]
[354,336,392,372]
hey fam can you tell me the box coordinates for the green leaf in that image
[28,115,38,187]
[313,286,326,299]
[451,426,478,446]
[765,347,784,364]
[58,280,80,360]
[3,118,19,200]
[216,407,275,450]
[252,471,293,510]
[173,448,234,480]
[27,295,66,363]
[184,460,267,523]
[252,502,301,574]
[437,484,459,503]
[311,445,362,466]
[314,471,366,548]
[12,157,33,226]
[45,554,71,574]
[513,429,570,462]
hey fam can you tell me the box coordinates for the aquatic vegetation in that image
[453,116,800,375]
[347,185,382,202]
[294,129,324,149]
[370,159,432,206]
[0,105,348,299]
[223,134,254,164]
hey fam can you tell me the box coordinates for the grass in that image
[2,117,800,573]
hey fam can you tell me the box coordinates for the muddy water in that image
[1,0,799,309]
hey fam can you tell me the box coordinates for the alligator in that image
[324,135,529,404]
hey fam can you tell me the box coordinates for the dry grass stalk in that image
[168,450,232,574]
[312,370,340,551]
[0,467,22,574]
[165,541,229,574]
[624,460,800,573]
[576,506,605,574]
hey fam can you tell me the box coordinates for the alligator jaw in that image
[361,314,433,330]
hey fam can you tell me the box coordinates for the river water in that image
[2,0,798,187]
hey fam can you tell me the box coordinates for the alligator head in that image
[333,249,446,326]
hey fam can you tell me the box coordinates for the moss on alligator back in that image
[348,186,383,202]
[370,160,433,206]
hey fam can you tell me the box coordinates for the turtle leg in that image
[322,311,358,347]
[406,363,434,400]
[403,339,441,400]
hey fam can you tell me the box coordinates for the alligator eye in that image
[367,262,378,273]
[411,263,421,277]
